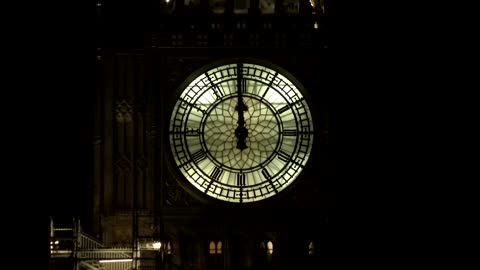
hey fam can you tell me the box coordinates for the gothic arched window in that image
[234,0,250,14]
[209,240,223,254]
[308,241,315,255]
[267,241,274,255]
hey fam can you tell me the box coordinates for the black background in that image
[8,0,435,268]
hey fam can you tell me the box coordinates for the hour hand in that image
[234,124,248,151]
[235,99,248,150]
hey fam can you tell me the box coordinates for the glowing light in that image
[314,22,319,29]
[152,242,161,250]
[267,241,273,255]
[99,259,133,263]
[309,241,315,254]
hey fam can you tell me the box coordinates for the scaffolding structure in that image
[48,214,169,270]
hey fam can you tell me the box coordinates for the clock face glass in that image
[169,62,314,203]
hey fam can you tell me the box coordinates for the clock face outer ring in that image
[167,58,315,204]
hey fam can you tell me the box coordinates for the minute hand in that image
[234,64,248,151]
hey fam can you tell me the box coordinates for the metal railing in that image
[50,218,134,270]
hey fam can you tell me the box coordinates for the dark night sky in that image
[11,0,432,268]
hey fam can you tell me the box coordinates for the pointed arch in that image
[308,240,315,255]
[209,241,216,254]
[267,241,274,255]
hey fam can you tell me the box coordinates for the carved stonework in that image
[165,176,196,207]
[165,57,209,91]
[116,98,133,123]
[115,155,132,175]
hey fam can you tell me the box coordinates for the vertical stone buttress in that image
[93,52,151,245]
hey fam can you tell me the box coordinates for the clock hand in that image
[235,63,248,151]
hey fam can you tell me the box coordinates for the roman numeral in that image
[237,173,246,186]
[241,79,247,93]
[213,86,225,99]
[186,128,200,136]
[210,166,223,181]
[169,128,201,137]
[261,168,272,180]
[277,150,290,163]
[205,73,225,99]
[277,105,290,114]
[282,129,297,136]
[262,72,278,98]
[191,149,207,164]
[261,168,278,194]
[179,98,206,114]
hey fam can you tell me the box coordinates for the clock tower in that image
[84,0,339,269]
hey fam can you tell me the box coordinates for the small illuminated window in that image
[166,241,172,254]
[172,34,183,46]
[50,239,60,253]
[209,241,216,254]
[259,0,274,14]
[209,241,222,254]
[308,241,315,255]
[267,241,273,255]
[314,22,319,29]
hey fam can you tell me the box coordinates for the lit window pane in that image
[308,241,314,255]
[209,241,216,254]
[267,241,273,254]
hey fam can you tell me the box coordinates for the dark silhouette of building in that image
[47,1,387,269]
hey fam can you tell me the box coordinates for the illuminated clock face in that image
[169,61,314,203]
